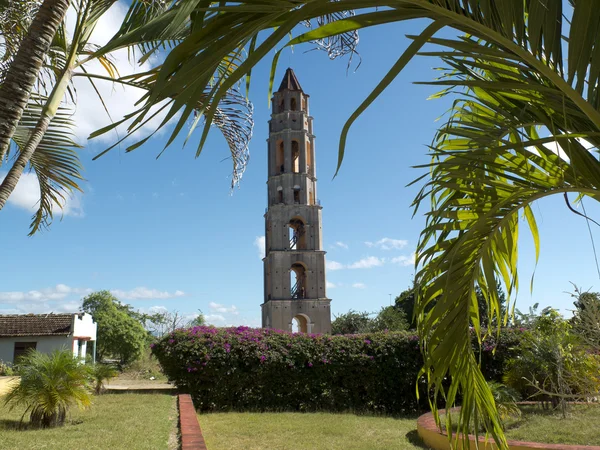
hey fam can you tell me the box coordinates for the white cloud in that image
[67,2,170,144]
[0,171,84,218]
[0,285,91,303]
[391,252,416,267]
[326,281,337,289]
[326,260,344,271]
[254,236,266,259]
[352,283,366,289]
[110,287,186,300]
[209,302,239,315]
[365,238,408,250]
[347,256,385,269]
[334,241,348,249]
[205,314,226,324]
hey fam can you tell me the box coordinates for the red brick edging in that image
[417,408,600,450]
[179,394,208,450]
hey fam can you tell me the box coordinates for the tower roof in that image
[277,68,303,92]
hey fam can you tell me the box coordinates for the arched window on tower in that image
[277,186,283,204]
[292,314,309,333]
[306,140,312,174]
[301,96,306,112]
[293,186,301,204]
[291,97,297,111]
[290,263,307,299]
[288,218,306,250]
[292,141,300,173]
[279,98,285,113]
[276,141,284,174]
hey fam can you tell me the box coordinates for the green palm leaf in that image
[11,94,83,235]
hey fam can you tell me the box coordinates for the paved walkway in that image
[105,379,176,393]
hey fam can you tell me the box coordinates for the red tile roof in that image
[0,314,76,337]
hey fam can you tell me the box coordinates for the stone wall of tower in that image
[261,68,331,334]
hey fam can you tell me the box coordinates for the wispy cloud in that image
[327,256,385,270]
[326,260,344,271]
[110,287,186,300]
[326,281,337,289]
[254,236,266,259]
[334,241,348,249]
[0,284,91,303]
[352,282,366,289]
[391,252,416,267]
[209,302,239,315]
[365,238,408,251]
[347,256,385,269]
[205,314,226,324]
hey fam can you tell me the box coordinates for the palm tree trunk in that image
[0,0,71,162]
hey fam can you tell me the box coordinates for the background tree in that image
[187,310,206,328]
[503,308,600,417]
[570,286,600,349]
[81,290,148,365]
[331,310,371,335]
[394,288,417,329]
[4,349,92,428]
[371,306,409,332]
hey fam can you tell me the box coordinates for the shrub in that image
[4,349,92,428]
[88,362,118,394]
[152,326,523,414]
[503,309,600,411]
[0,360,14,376]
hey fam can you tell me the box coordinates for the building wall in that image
[0,336,72,364]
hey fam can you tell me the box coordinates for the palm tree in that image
[0,0,253,233]
[88,362,118,395]
[4,349,92,428]
[0,0,70,165]
[96,2,600,447]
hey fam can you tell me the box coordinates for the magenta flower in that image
[168,339,175,344]
[260,355,267,362]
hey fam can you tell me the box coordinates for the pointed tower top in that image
[277,68,303,92]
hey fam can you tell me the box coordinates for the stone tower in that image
[261,68,332,334]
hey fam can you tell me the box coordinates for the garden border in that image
[417,408,600,450]
[179,394,208,450]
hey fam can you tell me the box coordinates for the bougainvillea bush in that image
[152,326,523,414]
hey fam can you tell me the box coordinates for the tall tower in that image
[261,68,332,334]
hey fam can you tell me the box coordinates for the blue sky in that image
[1,3,599,326]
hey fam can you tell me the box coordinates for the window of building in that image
[291,97,297,111]
[13,342,37,363]
[292,141,300,173]
[276,141,284,174]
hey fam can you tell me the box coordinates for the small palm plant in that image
[4,349,92,428]
[89,363,118,395]
[487,382,521,426]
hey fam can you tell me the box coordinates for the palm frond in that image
[11,94,83,235]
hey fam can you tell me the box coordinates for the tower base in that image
[262,299,331,334]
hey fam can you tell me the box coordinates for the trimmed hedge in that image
[152,326,524,414]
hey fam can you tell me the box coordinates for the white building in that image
[0,313,97,364]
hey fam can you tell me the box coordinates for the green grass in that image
[0,394,177,450]
[505,404,600,446]
[198,412,429,450]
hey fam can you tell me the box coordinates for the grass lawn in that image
[0,393,177,450]
[198,412,429,450]
[505,404,600,446]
